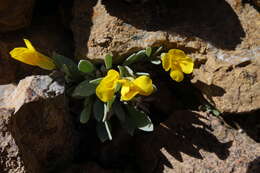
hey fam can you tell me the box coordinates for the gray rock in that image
[0,75,76,173]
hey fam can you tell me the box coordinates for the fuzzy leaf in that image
[78,60,95,73]
[105,54,113,69]
[80,97,93,124]
[89,77,103,86]
[123,53,137,66]
[145,47,152,57]
[96,121,112,142]
[72,80,96,97]
[118,65,135,77]
[52,52,79,78]
[113,101,126,123]
[93,99,104,121]
[96,122,109,142]
[125,105,154,132]
[150,59,161,65]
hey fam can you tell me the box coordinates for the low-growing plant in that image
[9,39,194,142]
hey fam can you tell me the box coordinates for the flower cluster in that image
[8,39,194,142]
[161,49,193,82]
[96,69,154,102]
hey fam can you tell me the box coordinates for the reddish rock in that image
[72,0,259,113]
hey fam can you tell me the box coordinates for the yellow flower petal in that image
[10,48,39,66]
[179,56,194,74]
[119,76,154,101]
[23,39,36,51]
[9,39,56,70]
[36,53,56,70]
[170,69,184,82]
[133,76,153,96]
[96,70,119,102]
[120,80,139,101]
[168,49,186,59]
[161,53,171,71]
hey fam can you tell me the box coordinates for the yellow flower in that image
[119,76,154,101]
[96,69,120,102]
[161,49,194,82]
[9,39,55,70]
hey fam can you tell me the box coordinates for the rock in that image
[72,0,259,113]
[0,108,26,173]
[191,1,260,114]
[72,0,245,61]
[0,75,76,173]
[135,110,260,173]
[192,55,260,114]
[0,0,35,32]
[0,16,73,84]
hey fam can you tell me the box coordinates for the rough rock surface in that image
[0,108,26,173]
[192,57,260,113]
[0,0,34,32]
[135,110,260,173]
[72,0,260,113]
[0,75,75,173]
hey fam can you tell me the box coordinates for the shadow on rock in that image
[135,110,232,173]
[102,0,245,50]
[246,157,260,173]
[223,110,260,143]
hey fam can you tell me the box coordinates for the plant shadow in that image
[223,110,260,143]
[135,110,232,172]
[102,0,245,50]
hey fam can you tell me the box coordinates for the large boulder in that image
[0,75,76,173]
[72,0,245,61]
[0,0,35,32]
[72,0,260,113]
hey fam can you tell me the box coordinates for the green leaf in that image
[115,83,122,93]
[104,121,112,140]
[102,103,108,122]
[212,109,220,116]
[89,77,103,86]
[145,47,152,57]
[117,65,135,77]
[153,46,163,56]
[96,121,112,142]
[52,52,79,77]
[78,60,95,73]
[123,114,136,136]
[61,64,71,78]
[123,53,136,66]
[80,108,91,124]
[93,99,104,121]
[107,96,116,110]
[80,99,93,124]
[104,54,113,69]
[123,50,147,65]
[72,80,96,97]
[136,72,150,76]
[96,122,109,142]
[125,105,154,132]
[113,101,126,123]
[150,59,161,65]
